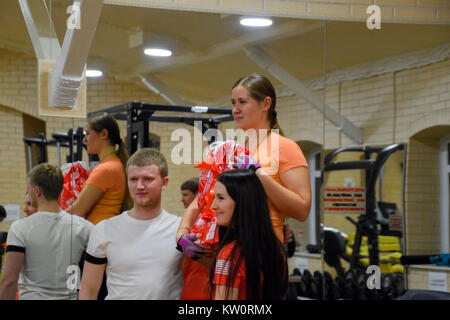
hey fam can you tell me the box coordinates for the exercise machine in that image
[87,101,234,156]
[23,102,233,168]
[322,143,406,299]
[323,143,405,271]
[23,127,85,170]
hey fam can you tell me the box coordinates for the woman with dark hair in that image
[178,74,311,299]
[68,112,132,224]
[68,112,133,300]
[210,169,287,300]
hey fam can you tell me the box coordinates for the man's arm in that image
[78,260,106,300]
[0,251,24,300]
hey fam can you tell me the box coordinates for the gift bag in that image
[191,140,249,246]
[58,161,91,210]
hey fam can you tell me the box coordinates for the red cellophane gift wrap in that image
[191,140,249,247]
[58,161,91,210]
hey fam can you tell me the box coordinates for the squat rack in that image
[87,101,234,156]
[23,127,85,170]
[23,102,233,168]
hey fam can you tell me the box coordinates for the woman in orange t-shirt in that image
[68,113,132,300]
[68,112,132,224]
[177,74,311,299]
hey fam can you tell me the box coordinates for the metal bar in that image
[27,144,33,171]
[88,102,232,118]
[324,160,374,171]
[56,141,61,168]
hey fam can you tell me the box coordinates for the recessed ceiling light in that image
[240,17,273,27]
[86,69,102,77]
[144,48,172,57]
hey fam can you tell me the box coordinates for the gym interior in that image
[0,0,450,301]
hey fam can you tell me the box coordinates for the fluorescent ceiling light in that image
[86,69,102,77]
[144,48,172,57]
[240,17,273,27]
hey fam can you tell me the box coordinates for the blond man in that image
[0,163,93,300]
[79,148,183,300]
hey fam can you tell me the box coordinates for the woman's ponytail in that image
[116,140,133,212]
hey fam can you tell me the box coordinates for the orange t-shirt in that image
[213,241,246,300]
[181,227,219,300]
[181,258,211,300]
[85,158,126,225]
[251,133,308,242]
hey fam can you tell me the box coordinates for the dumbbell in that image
[342,269,359,299]
[334,275,346,299]
[323,271,339,300]
[391,273,405,298]
[300,269,314,299]
[286,282,299,300]
[292,268,304,297]
[312,270,323,300]
[379,273,394,300]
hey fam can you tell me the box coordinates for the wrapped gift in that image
[191,140,248,246]
[58,161,91,210]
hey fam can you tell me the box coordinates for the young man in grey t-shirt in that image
[0,163,93,300]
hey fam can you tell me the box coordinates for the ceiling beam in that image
[18,0,60,60]
[139,74,187,106]
[49,0,103,108]
[121,20,323,78]
[243,45,363,145]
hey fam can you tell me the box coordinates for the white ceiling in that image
[1,0,449,106]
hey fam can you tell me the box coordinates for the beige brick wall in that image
[407,266,450,292]
[0,106,28,232]
[405,137,441,255]
[105,0,450,24]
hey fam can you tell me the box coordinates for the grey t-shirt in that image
[6,210,93,300]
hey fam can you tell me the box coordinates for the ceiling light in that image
[240,17,273,27]
[144,48,172,57]
[86,69,102,77]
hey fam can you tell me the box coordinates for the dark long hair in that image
[209,169,287,300]
[87,112,132,211]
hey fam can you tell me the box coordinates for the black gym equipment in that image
[87,101,234,156]
[322,143,406,300]
[324,143,405,269]
[23,127,86,170]
[23,102,234,168]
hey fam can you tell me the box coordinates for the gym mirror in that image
[3,0,449,301]
[321,19,450,300]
